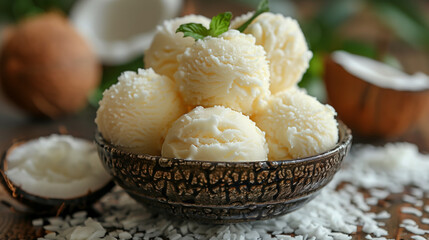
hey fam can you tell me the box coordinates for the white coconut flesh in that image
[5,135,111,199]
[70,0,183,65]
[332,50,429,91]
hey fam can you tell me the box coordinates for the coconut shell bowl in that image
[324,54,429,139]
[0,141,115,215]
[95,121,352,224]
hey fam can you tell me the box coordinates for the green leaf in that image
[208,12,232,37]
[373,1,429,50]
[176,12,232,40]
[340,40,377,59]
[176,23,209,41]
[176,0,271,41]
[236,0,269,32]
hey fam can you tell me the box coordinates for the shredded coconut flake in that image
[402,219,418,226]
[374,211,390,220]
[410,188,424,199]
[401,207,423,217]
[411,236,427,240]
[32,218,44,227]
[404,225,428,235]
[366,197,379,206]
[403,194,418,204]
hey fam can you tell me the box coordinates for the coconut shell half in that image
[0,141,114,216]
[324,55,429,139]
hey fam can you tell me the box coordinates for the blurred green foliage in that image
[0,0,75,21]
[301,0,429,53]
[373,0,429,49]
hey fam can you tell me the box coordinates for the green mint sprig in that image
[176,0,270,41]
[176,12,232,41]
[236,0,269,32]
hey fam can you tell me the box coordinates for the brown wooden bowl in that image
[95,121,352,224]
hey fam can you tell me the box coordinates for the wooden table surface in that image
[0,106,428,239]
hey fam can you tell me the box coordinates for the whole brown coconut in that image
[324,55,429,139]
[0,13,101,118]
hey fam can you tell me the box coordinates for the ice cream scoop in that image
[95,68,187,155]
[144,15,210,80]
[174,29,270,115]
[253,88,338,160]
[161,106,268,161]
[231,12,312,93]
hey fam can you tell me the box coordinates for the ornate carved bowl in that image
[95,121,352,223]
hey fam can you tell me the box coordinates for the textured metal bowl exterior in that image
[96,122,352,223]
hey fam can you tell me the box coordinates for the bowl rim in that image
[95,120,352,166]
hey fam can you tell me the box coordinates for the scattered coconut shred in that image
[35,143,429,240]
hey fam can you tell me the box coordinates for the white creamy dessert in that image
[253,88,338,160]
[231,12,312,93]
[95,68,187,155]
[174,29,270,115]
[144,15,211,80]
[95,8,339,161]
[161,106,268,161]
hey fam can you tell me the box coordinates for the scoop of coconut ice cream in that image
[174,29,270,115]
[95,68,187,155]
[231,12,312,94]
[253,88,338,160]
[162,106,268,161]
[144,15,210,80]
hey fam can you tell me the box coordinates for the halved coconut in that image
[0,134,113,215]
[324,51,429,139]
[70,0,183,65]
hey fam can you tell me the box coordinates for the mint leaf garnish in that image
[176,23,209,41]
[208,12,232,37]
[236,0,269,32]
[176,0,269,40]
[176,12,232,41]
